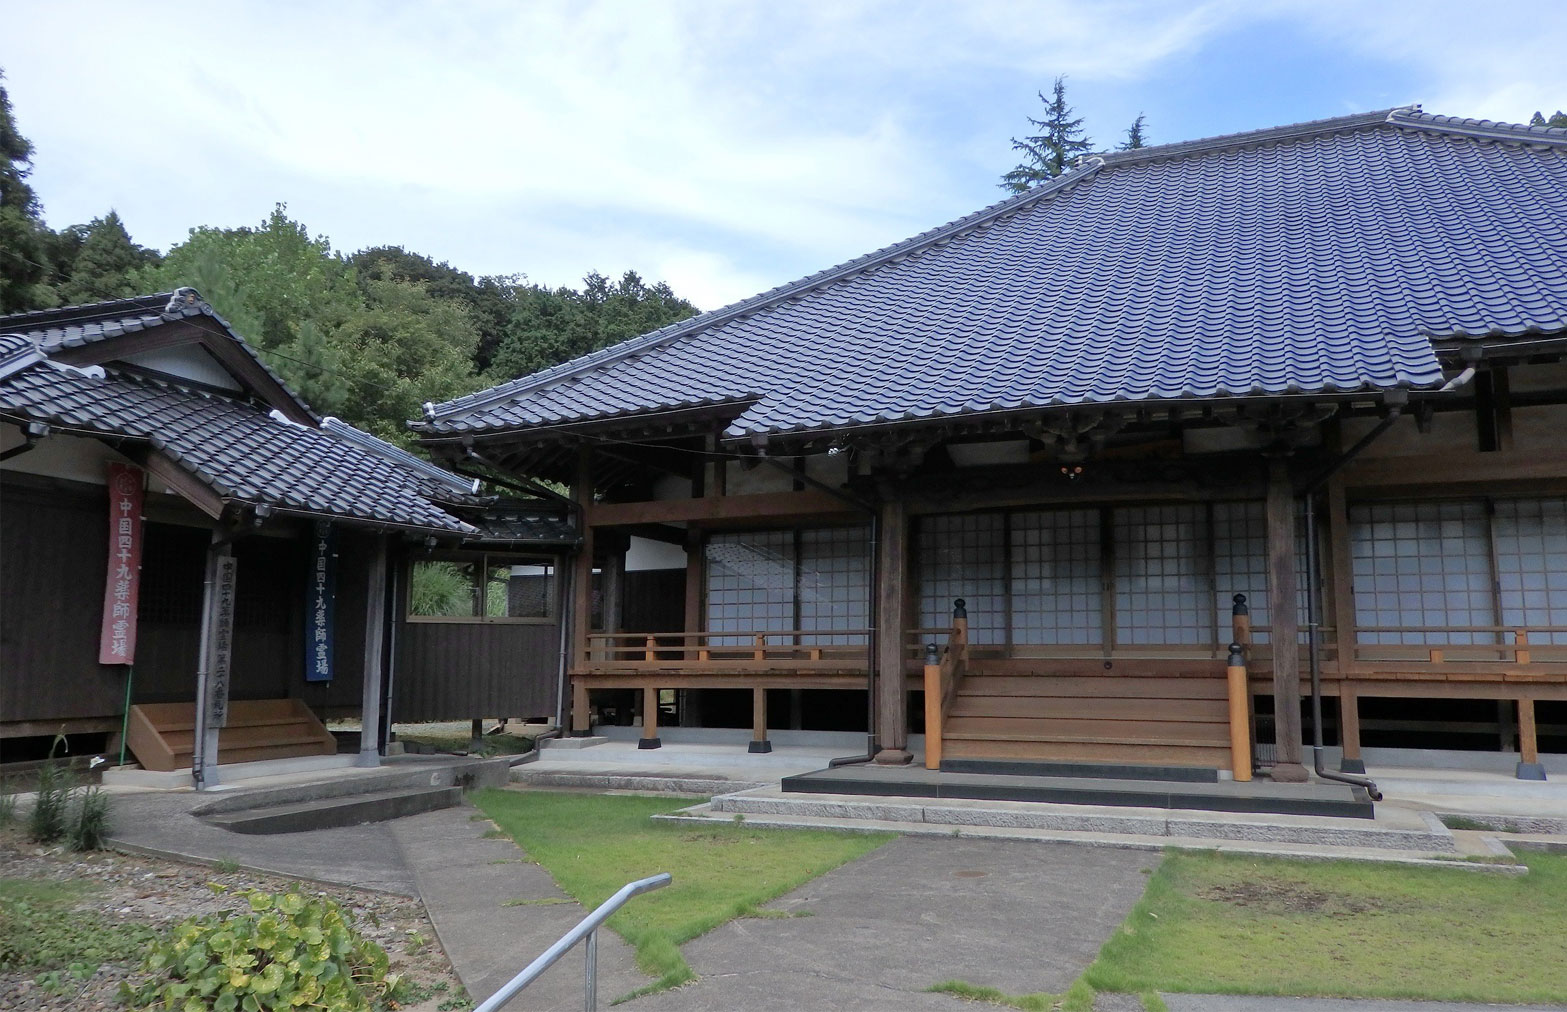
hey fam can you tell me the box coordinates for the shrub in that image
[29,740,75,844]
[70,786,113,851]
[120,886,405,1011]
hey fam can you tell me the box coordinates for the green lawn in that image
[472,788,891,999]
[1085,850,1567,1005]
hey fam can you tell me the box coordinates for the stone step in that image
[713,788,1455,853]
[511,767,768,795]
[783,765,1374,819]
[201,786,463,835]
[940,757,1219,784]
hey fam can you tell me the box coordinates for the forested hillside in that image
[0,73,697,444]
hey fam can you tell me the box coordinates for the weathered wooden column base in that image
[1270,762,1309,783]
[638,685,661,750]
[874,748,913,765]
[1338,686,1366,774]
[571,678,592,736]
[1517,698,1547,780]
[749,687,772,753]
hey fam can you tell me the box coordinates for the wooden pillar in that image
[639,685,661,749]
[192,535,236,790]
[1327,478,1356,677]
[602,538,626,656]
[923,644,942,771]
[874,500,912,764]
[1517,698,1547,780]
[358,535,388,769]
[570,447,595,735]
[1265,458,1308,782]
[571,677,590,735]
[750,687,771,753]
[1339,685,1364,774]
[1225,642,1252,782]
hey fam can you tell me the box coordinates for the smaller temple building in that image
[0,290,575,786]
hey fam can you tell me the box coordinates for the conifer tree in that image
[0,70,57,312]
[1531,110,1567,128]
[1120,113,1148,151]
[57,210,160,305]
[1000,76,1093,193]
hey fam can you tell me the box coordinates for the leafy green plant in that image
[120,885,405,1012]
[29,738,75,844]
[70,786,113,851]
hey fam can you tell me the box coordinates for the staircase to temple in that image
[940,662,1233,771]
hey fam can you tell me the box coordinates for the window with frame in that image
[705,527,869,644]
[408,554,555,621]
[1349,501,1492,645]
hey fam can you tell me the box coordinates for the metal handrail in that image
[473,872,671,1012]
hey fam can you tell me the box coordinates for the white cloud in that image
[6,0,1558,313]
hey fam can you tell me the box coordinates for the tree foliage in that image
[489,270,697,381]
[1000,76,1093,192]
[1532,110,1567,128]
[55,211,159,305]
[1120,113,1149,151]
[0,69,56,313]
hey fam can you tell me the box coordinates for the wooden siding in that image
[395,620,559,721]
[0,474,368,732]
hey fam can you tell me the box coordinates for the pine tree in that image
[1120,113,1148,151]
[1000,76,1093,193]
[1531,110,1567,128]
[0,69,58,312]
[57,210,160,305]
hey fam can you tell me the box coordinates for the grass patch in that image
[0,877,158,974]
[1084,850,1567,1004]
[473,789,890,998]
[927,977,1094,1011]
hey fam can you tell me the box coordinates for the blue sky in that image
[4,1,1564,309]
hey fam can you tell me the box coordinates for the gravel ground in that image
[0,827,465,1011]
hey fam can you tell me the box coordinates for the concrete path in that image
[107,790,419,895]
[389,807,649,1011]
[1157,998,1566,1012]
[629,835,1153,1011]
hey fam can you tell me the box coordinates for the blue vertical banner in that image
[305,521,335,683]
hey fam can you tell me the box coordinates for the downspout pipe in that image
[1296,402,1408,800]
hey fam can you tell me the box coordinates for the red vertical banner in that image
[99,463,145,665]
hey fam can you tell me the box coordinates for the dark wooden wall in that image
[395,620,560,721]
[0,474,368,733]
[624,569,685,632]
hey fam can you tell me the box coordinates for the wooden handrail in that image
[924,601,969,770]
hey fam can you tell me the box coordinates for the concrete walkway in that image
[629,835,1152,1011]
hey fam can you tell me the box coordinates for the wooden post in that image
[1265,458,1308,782]
[1231,594,1250,647]
[1517,698,1546,780]
[358,535,388,769]
[750,687,771,753]
[1226,642,1252,782]
[192,534,235,790]
[1339,684,1365,774]
[1326,478,1357,675]
[571,677,590,735]
[570,447,595,736]
[923,642,942,770]
[601,541,625,661]
[639,685,661,750]
[684,531,703,657]
[874,500,912,764]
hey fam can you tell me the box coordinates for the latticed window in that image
[1113,505,1209,645]
[1493,498,1567,644]
[1350,501,1492,645]
[918,513,1006,645]
[705,527,869,645]
[1010,509,1101,644]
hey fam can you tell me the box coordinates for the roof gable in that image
[420,108,1567,444]
[0,288,315,423]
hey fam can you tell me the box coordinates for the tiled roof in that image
[0,289,314,418]
[0,354,475,534]
[471,503,578,544]
[420,108,1567,442]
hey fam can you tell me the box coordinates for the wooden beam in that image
[585,489,856,527]
[1265,458,1308,781]
[140,449,226,519]
[1340,449,1567,490]
[571,447,595,684]
[1338,685,1364,773]
[640,685,661,749]
[751,687,771,753]
[873,500,912,764]
[684,530,704,639]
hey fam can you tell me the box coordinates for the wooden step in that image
[949,695,1227,722]
[942,738,1225,767]
[957,675,1228,699]
[126,699,337,773]
[944,716,1228,745]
